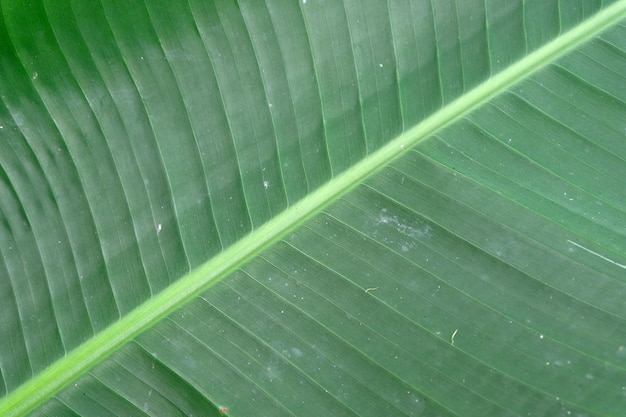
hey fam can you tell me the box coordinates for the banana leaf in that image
[1,0,625,416]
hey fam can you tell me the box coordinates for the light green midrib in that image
[2,2,625,416]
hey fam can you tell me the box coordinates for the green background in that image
[1,0,625,416]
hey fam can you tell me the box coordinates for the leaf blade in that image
[1,1,625,416]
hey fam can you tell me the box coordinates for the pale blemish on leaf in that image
[377,208,433,240]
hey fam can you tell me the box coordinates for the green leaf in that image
[1,1,625,416]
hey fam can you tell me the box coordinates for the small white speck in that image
[302,0,306,3]
[400,144,405,149]
[379,63,383,67]
[268,103,273,108]
[539,334,544,339]
[156,224,162,234]
[0,125,3,129]
[263,180,269,189]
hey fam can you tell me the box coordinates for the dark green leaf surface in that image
[1,1,625,416]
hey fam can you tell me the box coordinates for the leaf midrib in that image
[2,2,625,416]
